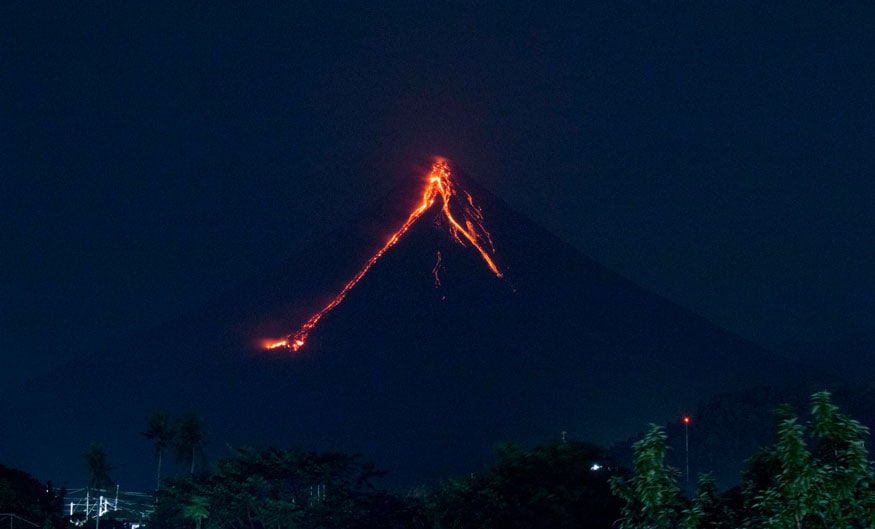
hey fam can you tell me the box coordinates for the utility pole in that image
[683,416,691,488]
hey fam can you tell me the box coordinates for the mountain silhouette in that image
[0,159,821,490]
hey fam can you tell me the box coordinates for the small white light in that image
[590,463,602,471]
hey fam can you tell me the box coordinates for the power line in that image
[0,513,39,528]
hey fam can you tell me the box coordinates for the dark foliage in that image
[613,390,875,528]
[142,411,174,491]
[85,443,113,492]
[427,440,621,529]
[0,464,65,528]
[149,446,412,529]
[174,412,207,476]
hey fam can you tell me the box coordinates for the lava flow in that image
[263,159,503,352]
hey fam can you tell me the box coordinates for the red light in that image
[683,416,690,424]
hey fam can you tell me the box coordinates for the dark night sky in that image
[2,3,874,391]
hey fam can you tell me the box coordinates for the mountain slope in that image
[0,160,821,490]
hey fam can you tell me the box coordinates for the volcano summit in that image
[264,158,504,352]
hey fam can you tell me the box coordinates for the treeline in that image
[3,389,875,528]
[149,440,619,529]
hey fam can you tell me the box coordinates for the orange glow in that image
[263,339,290,350]
[683,416,691,424]
[264,159,503,352]
[432,251,444,288]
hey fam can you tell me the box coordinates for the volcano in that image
[0,159,819,490]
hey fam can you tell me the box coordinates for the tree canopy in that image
[85,443,113,491]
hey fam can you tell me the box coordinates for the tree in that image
[0,465,65,528]
[85,443,114,491]
[809,390,875,526]
[610,424,683,529]
[182,494,209,529]
[681,473,735,529]
[756,409,822,529]
[143,411,175,491]
[427,440,621,529]
[746,391,875,528]
[174,412,207,475]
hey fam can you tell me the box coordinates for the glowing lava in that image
[264,159,503,352]
[432,251,444,288]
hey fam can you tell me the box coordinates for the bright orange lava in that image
[264,159,503,352]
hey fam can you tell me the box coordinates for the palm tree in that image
[182,494,209,529]
[142,411,174,490]
[85,443,114,492]
[175,412,207,475]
